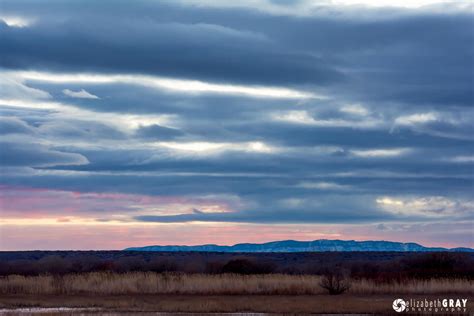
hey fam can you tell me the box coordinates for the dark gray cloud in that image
[0,141,88,167]
[37,119,127,140]
[134,206,390,224]
[0,18,341,86]
[0,117,35,135]
[0,0,472,227]
[1,0,472,107]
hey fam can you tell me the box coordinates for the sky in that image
[0,0,473,250]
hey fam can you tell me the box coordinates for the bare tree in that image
[319,270,351,295]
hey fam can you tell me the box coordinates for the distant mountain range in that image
[125,239,473,252]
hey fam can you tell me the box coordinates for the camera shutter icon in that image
[393,299,406,312]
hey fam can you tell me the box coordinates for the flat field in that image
[0,251,472,314]
[0,273,472,314]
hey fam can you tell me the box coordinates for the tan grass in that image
[351,278,473,294]
[0,272,472,295]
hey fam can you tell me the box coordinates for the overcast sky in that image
[0,0,473,250]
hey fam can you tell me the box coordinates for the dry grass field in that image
[1,252,472,313]
[1,272,472,295]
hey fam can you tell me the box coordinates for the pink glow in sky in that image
[1,186,471,250]
[0,185,236,219]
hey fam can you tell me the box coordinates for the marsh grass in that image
[0,272,472,295]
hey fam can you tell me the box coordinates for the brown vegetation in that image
[1,252,472,313]
[0,272,472,296]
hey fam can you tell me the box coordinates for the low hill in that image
[125,239,473,252]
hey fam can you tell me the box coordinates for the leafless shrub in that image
[319,270,351,295]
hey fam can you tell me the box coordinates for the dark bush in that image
[147,258,178,273]
[319,270,351,295]
[205,261,226,274]
[222,259,275,274]
[38,256,72,275]
[113,256,146,273]
[400,253,474,279]
[70,256,103,273]
[0,259,39,276]
[92,260,116,272]
[350,261,381,279]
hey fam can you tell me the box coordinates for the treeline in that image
[0,252,472,280]
[0,256,274,276]
[347,252,474,281]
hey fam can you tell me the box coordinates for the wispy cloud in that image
[16,71,318,99]
[394,112,438,126]
[350,148,411,158]
[271,110,382,128]
[0,15,33,27]
[63,88,99,99]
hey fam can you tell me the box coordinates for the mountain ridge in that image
[124,239,473,252]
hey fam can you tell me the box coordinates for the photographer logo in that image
[392,298,468,313]
[393,299,407,312]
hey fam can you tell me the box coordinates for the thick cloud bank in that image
[0,0,472,249]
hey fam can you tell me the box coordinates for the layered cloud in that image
[0,0,472,249]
